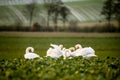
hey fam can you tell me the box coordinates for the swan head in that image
[69,47,75,52]
[75,44,82,49]
[26,47,34,54]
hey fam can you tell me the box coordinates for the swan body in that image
[46,43,97,59]
[80,47,96,58]
[46,44,63,58]
[75,47,96,58]
[50,44,63,53]
[46,48,62,58]
[24,47,40,59]
[74,44,96,58]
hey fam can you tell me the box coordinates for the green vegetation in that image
[0,32,120,80]
[0,56,120,80]
[0,34,120,59]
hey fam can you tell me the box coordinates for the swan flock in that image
[24,44,97,59]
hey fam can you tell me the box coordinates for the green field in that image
[0,32,120,80]
[0,32,120,59]
[0,0,105,25]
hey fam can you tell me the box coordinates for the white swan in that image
[74,44,96,58]
[24,47,40,59]
[46,44,63,59]
[80,47,96,58]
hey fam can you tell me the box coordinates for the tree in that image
[101,0,114,27]
[44,0,70,31]
[52,1,63,30]
[44,0,62,30]
[60,5,70,27]
[113,0,120,28]
[26,0,37,27]
[44,1,54,27]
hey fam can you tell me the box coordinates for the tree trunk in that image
[29,10,34,30]
[118,20,120,29]
[54,13,58,31]
[63,19,65,28]
[47,12,50,27]
[54,18,58,31]
[30,13,32,27]
[108,15,111,27]
[108,19,111,27]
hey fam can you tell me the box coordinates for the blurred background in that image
[0,0,119,32]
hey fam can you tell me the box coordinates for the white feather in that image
[50,44,62,53]
[46,44,63,58]
[74,47,96,58]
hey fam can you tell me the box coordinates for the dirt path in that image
[0,32,120,37]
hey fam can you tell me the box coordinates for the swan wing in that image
[50,44,61,50]
[50,43,62,54]
[46,48,62,58]
[46,48,52,56]
[74,49,82,56]
[82,47,96,58]
[47,53,60,58]
[24,53,40,59]
[82,47,95,55]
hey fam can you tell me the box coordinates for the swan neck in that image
[65,49,70,57]
[26,47,34,54]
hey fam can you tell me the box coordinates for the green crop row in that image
[0,56,120,80]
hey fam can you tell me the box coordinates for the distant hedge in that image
[0,24,120,32]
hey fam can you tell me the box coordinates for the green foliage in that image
[0,33,120,79]
[0,57,120,80]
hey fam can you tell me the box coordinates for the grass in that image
[0,32,120,59]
